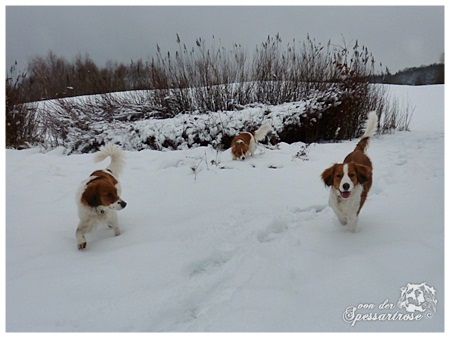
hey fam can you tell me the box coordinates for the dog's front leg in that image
[336,213,348,226]
[76,219,94,250]
[107,211,121,237]
[346,214,358,232]
[329,194,347,225]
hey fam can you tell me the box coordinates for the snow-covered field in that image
[5,85,444,332]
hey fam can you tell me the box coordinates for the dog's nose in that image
[342,183,350,191]
[120,201,127,208]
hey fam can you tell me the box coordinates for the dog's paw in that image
[78,242,87,250]
[108,224,121,237]
[346,224,357,233]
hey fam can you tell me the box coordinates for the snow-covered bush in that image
[6,35,410,152]
[25,80,407,154]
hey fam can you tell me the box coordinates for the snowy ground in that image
[5,85,444,332]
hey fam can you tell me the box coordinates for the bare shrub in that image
[378,89,414,133]
[6,64,39,148]
[6,103,39,148]
[7,34,413,152]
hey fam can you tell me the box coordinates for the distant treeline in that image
[6,34,443,107]
[7,34,381,106]
[372,63,444,86]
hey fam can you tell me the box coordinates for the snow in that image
[5,84,444,332]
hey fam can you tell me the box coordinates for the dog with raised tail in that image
[231,124,271,160]
[321,111,378,232]
[75,144,127,250]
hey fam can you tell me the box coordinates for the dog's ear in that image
[82,185,101,207]
[353,163,372,184]
[321,164,337,187]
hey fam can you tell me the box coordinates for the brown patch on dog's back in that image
[231,133,252,159]
[231,133,252,147]
[90,170,118,185]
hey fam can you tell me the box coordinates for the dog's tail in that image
[253,124,271,141]
[94,144,125,177]
[354,111,378,153]
[362,111,378,139]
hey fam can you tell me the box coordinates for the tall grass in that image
[6,34,411,150]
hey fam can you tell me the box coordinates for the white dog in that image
[321,112,378,232]
[75,144,126,250]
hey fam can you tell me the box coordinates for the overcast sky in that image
[5,5,445,74]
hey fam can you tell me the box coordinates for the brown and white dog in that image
[321,111,378,232]
[76,144,127,250]
[231,124,271,160]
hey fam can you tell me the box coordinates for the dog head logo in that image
[397,282,437,314]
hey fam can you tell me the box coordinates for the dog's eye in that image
[349,173,355,178]
[336,174,342,178]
